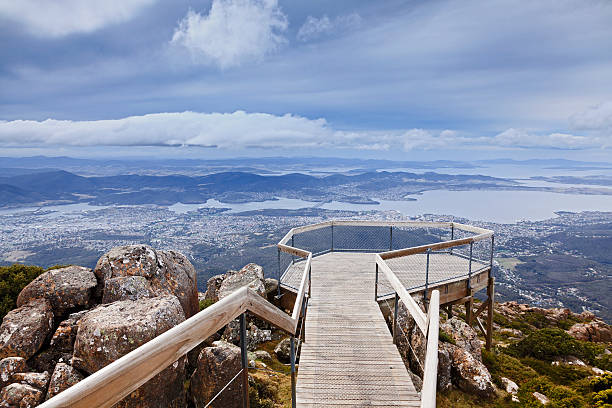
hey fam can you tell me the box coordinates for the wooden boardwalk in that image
[296,252,421,407]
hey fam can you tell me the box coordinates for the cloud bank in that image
[0,111,607,151]
[297,13,362,42]
[0,0,156,37]
[171,0,288,68]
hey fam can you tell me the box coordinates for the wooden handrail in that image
[420,290,439,408]
[40,286,302,408]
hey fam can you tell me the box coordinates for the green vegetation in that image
[508,328,583,360]
[0,264,45,320]
[439,329,456,345]
[199,298,215,311]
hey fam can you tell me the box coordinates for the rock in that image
[264,278,278,298]
[72,296,187,407]
[190,341,244,408]
[440,317,482,361]
[0,299,54,359]
[567,320,612,343]
[0,383,43,407]
[222,320,271,351]
[592,367,607,375]
[254,350,272,361]
[94,245,198,318]
[12,372,50,391]
[274,338,300,364]
[46,363,84,400]
[437,343,452,392]
[551,355,586,366]
[102,276,155,303]
[17,266,97,315]
[0,358,27,388]
[28,350,73,374]
[409,319,427,378]
[501,377,518,394]
[532,391,550,405]
[512,395,520,403]
[449,345,495,399]
[217,264,265,300]
[49,311,87,353]
[203,274,226,302]
[408,370,423,392]
[499,328,523,338]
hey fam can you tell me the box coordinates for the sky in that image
[0,0,611,161]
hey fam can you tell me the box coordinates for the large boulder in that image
[46,363,84,401]
[222,319,271,351]
[203,274,226,302]
[437,343,453,392]
[11,372,49,391]
[0,299,54,360]
[94,245,198,318]
[449,345,496,399]
[73,296,187,407]
[440,317,482,361]
[0,358,27,389]
[274,338,300,364]
[217,264,265,300]
[190,341,244,408]
[16,266,97,316]
[0,383,43,407]
[567,320,612,343]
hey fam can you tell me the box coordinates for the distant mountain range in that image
[0,169,518,207]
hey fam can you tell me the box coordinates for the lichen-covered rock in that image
[449,345,496,399]
[102,276,155,303]
[28,350,72,375]
[49,311,87,353]
[203,274,226,302]
[190,341,243,408]
[532,391,550,405]
[222,320,271,351]
[501,377,518,395]
[253,350,271,361]
[95,245,198,318]
[16,266,97,315]
[12,372,49,391]
[0,358,26,389]
[264,278,278,298]
[274,338,300,364]
[0,383,43,407]
[46,363,83,400]
[217,264,265,300]
[567,320,612,343]
[440,317,482,361]
[437,343,453,392]
[72,296,186,407]
[0,299,54,360]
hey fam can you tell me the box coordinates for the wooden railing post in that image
[421,290,439,408]
[277,247,281,298]
[290,337,296,408]
[239,313,250,408]
[424,248,430,310]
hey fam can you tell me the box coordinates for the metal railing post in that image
[239,313,250,408]
[425,248,430,310]
[489,235,495,278]
[331,223,334,252]
[277,248,281,298]
[450,224,454,255]
[468,241,473,289]
[290,337,296,408]
[374,263,379,301]
[389,226,393,251]
[392,292,399,344]
[291,236,295,264]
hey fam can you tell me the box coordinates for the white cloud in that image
[0,0,156,37]
[0,112,607,151]
[297,13,361,42]
[171,0,288,68]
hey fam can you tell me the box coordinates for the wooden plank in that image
[292,221,333,234]
[451,222,493,236]
[246,288,294,334]
[486,277,495,350]
[278,243,310,258]
[421,290,439,408]
[331,220,452,228]
[379,237,474,259]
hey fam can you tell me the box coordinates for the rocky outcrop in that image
[264,278,278,299]
[0,358,27,389]
[16,266,97,316]
[46,363,83,401]
[11,372,49,391]
[73,296,186,407]
[274,337,300,364]
[95,245,198,318]
[216,264,265,300]
[440,317,482,361]
[222,319,271,351]
[203,274,226,302]
[49,311,86,353]
[0,383,43,407]
[567,320,612,343]
[190,341,244,408]
[448,345,495,399]
[437,343,453,392]
[0,299,54,360]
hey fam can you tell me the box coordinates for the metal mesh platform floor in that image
[282,251,488,296]
[296,252,421,407]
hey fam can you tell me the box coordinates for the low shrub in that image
[199,298,215,311]
[508,328,582,361]
[482,350,538,387]
[0,264,45,320]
